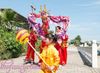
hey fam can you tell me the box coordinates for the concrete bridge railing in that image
[78,40,98,68]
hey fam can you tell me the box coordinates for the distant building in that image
[80,41,92,47]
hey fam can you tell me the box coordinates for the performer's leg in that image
[31,47,35,62]
[64,48,67,64]
[63,47,67,64]
[39,47,43,63]
[65,47,68,64]
[39,69,56,73]
[59,49,63,65]
[25,44,31,61]
[61,48,65,65]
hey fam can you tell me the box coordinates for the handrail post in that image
[92,40,97,68]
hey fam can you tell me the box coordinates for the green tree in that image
[74,35,81,46]
[0,9,16,31]
[69,35,81,46]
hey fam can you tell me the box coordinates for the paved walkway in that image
[0,46,99,73]
[58,47,99,73]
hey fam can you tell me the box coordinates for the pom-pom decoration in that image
[16,29,29,44]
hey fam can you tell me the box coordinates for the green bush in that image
[0,29,22,60]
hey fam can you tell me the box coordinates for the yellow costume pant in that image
[39,44,60,73]
[39,69,56,73]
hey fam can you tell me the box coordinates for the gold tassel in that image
[40,5,42,12]
[44,4,47,12]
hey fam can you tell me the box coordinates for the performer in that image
[40,5,50,36]
[55,26,68,65]
[61,34,68,65]
[25,27,37,64]
[54,37,63,65]
[39,34,60,73]
[41,11,49,36]
[55,26,64,65]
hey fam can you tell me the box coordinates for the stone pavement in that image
[58,47,99,73]
[0,46,99,73]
